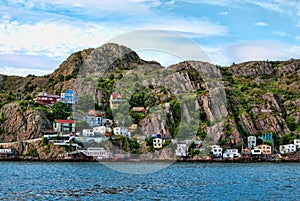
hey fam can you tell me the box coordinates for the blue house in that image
[61,89,78,106]
[259,133,273,143]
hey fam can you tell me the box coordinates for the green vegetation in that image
[26,148,39,158]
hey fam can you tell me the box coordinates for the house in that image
[82,129,94,136]
[223,149,240,159]
[33,90,61,105]
[251,149,262,156]
[136,135,146,144]
[109,93,125,109]
[105,127,112,137]
[259,133,273,143]
[61,89,77,106]
[84,110,106,127]
[294,139,300,148]
[130,124,137,132]
[79,147,113,160]
[153,138,163,149]
[132,107,146,112]
[176,143,188,157]
[241,148,252,158]
[211,145,223,158]
[113,127,121,135]
[279,144,297,154]
[0,148,14,155]
[255,144,272,155]
[247,136,256,149]
[93,126,106,136]
[53,119,75,133]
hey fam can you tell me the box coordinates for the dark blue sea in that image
[0,162,299,200]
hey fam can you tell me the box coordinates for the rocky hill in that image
[0,43,299,158]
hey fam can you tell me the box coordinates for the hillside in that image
[0,43,299,158]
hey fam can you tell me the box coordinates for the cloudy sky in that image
[1,0,300,76]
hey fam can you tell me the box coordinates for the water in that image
[0,162,299,201]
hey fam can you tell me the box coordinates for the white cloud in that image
[253,21,268,26]
[144,19,227,37]
[228,41,300,63]
[273,31,288,36]
[0,66,53,76]
[218,11,229,16]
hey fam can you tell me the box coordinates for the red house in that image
[34,90,61,105]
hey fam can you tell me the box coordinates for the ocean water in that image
[0,162,299,201]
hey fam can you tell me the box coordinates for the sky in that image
[1,0,300,76]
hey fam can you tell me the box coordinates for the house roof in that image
[132,107,145,112]
[55,119,75,124]
[110,93,125,99]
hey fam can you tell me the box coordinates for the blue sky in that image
[1,0,300,76]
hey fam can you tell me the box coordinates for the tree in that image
[48,102,72,122]
[76,95,94,112]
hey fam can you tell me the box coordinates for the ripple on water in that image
[0,162,300,200]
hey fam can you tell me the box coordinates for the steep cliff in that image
[0,102,52,142]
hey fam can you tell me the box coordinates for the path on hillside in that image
[0,138,42,146]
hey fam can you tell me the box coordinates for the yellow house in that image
[109,93,125,109]
[255,144,272,155]
[153,138,163,149]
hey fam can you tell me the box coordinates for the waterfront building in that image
[247,136,257,149]
[53,119,75,133]
[211,145,223,158]
[251,149,262,156]
[176,143,188,157]
[223,149,240,159]
[279,144,297,154]
[153,138,163,149]
[255,144,272,155]
[294,139,300,148]
[78,147,113,160]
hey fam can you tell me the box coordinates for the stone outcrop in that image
[52,48,94,78]
[0,140,67,161]
[80,43,141,77]
[0,102,52,142]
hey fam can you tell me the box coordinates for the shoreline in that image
[1,156,300,163]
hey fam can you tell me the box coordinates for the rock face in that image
[0,140,67,161]
[80,43,141,77]
[52,48,94,77]
[229,61,274,77]
[0,102,52,142]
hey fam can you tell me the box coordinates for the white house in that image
[82,129,94,136]
[294,139,300,148]
[247,136,256,149]
[176,143,188,157]
[113,127,121,135]
[93,126,106,136]
[251,149,262,156]
[211,145,223,158]
[279,144,297,154]
[223,149,240,159]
